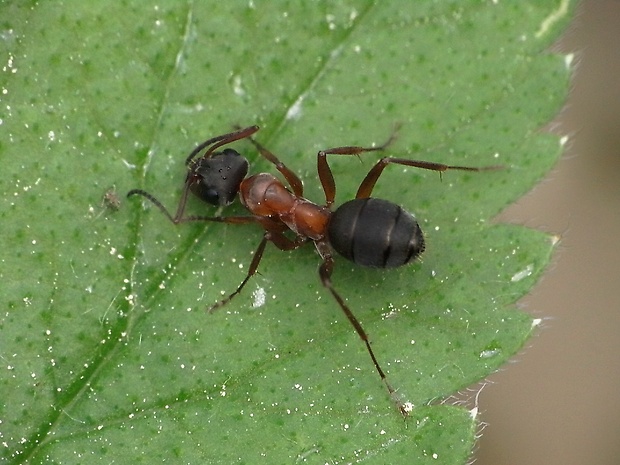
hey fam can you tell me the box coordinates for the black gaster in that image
[327,198,424,268]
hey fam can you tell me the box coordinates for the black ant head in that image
[189,148,249,206]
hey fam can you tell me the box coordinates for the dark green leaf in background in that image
[0,1,573,463]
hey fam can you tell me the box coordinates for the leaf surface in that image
[0,1,572,463]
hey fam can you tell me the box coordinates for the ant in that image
[127,125,499,416]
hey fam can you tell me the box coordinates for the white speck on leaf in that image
[511,264,533,282]
[285,94,304,120]
[252,287,266,308]
[232,75,246,97]
[479,349,500,359]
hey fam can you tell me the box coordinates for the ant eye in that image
[203,188,220,205]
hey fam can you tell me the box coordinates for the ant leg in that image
[184,125,259,165]
[315,241,408,417]
[265,230,309,251]
[208,236,269,312]
[246,137,304,197]
[127,188,259,225]
[208,223,308,312]
[355,158,503,198]
[317,130,398,206]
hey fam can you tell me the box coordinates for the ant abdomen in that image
[328,198,425,268]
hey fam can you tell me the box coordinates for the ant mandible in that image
[127,125,498,417]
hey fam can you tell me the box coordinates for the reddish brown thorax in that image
[239,173,330,240]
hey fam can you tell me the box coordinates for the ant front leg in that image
[314,241,409,417]
[246,137,304,197]
[317,130,398,206]
[127,187,259,225]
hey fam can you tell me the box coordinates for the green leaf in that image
[0,1,573,463]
